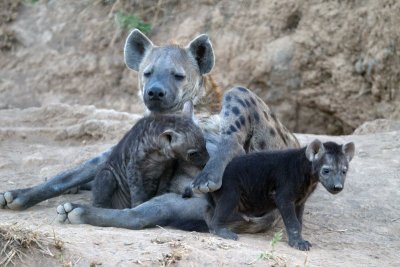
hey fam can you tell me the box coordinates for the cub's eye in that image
[174,73,186,81]
[342,169,347,175]
[322,168,331,175]
[144,71,152,78]
[187,150,199,159]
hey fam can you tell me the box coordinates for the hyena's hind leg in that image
[192,86,299,193]
[0,148,113,210]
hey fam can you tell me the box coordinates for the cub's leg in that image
[192,87,299,193]
[275,196,311,251]
[92,169,117,208]
[295,203,305,234]
[207,188,240,240]
[126,162,152,208]
[129,182,150,208]
[0,148,112,210]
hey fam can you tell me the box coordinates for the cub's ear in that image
[159,129,181,148]
[182,100,194,119]
[343,142,355,162]
[124,29,154,71]
[305,139,326,162]
[186,34,214,74]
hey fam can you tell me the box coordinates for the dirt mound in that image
[0,0,399,134]
[0,104,141,144]
[0,104,399,266]
[353,119,400,135]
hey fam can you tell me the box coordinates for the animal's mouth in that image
[326,187,343,195]
[145,99,174,112]
[321,183,343,195]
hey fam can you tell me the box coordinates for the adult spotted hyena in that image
[1,30,299,233]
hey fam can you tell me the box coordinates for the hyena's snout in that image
[146,86,166,101]
[324,176,344,194]
[144,85,170,111]
[143,80,177,112]
[332,181,343,193]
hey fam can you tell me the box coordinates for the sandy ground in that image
[0,105,399,266]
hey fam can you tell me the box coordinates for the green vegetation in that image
[248,230,283,265]
[258,230,283,260]
[115,11,151,34]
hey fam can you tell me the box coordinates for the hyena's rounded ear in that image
[182,100,194,119]
[343,142,355,162]
[124,29,154,71]
[186,34,215,75]
[305,139,326,162]
[159,130,181,148]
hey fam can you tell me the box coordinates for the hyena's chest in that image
[135,153,176,197]
[295,180,318,206]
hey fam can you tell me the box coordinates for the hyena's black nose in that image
[333,184,343,192]
[147,87,166,100]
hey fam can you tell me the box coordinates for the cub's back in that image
[223,148,307,187]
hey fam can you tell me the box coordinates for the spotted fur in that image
[2,30,301,236]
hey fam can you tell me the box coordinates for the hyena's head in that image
[124,29,214,113]
[158,101,210,168]
[305,139,355,194]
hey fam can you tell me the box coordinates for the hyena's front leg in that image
[0,148,113,210]
[57,193,208,230]
[192,87,299,193]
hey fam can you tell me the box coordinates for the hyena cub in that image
[92,101,209,209]
[206,139,355,251]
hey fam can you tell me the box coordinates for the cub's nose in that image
[147,87,166,100]
[332,183,343,192]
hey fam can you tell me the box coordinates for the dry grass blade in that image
[0,224,53,266]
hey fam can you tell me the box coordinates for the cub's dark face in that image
[317,152,350,194]
[157,101,209,168]
[174,124,209,169]
[306,140,355,195]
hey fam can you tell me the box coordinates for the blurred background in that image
[0,0,399,135]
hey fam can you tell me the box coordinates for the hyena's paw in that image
[0,189,31,210]
[191,163,223,193]
[289,239,312,251]
[56,203,85,224]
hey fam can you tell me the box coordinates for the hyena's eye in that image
[174,73,186,81]
[321,168,331,175]
[342,169,347,175]
[144,70,152,78]
[187,149,199,160]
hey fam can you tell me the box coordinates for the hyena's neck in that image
[193,75,222,115]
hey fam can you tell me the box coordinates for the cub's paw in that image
[56,203,85,224]
[212,228,239,240]
[182,187,193,198]
[289,239,312,251]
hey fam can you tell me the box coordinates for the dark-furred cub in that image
[92,101,209,209]
[206,139,355,251]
